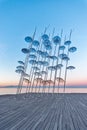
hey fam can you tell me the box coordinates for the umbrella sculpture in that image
[15,28,77,95]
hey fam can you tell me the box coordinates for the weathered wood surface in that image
[0,93,87,130]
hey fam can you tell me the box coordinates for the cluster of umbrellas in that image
[15,28,77,94]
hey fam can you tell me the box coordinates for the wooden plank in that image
[0,94,87,130]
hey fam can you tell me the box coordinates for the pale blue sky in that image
[0,0,87,86]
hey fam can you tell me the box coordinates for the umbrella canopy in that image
[29,60,37,64]
[37,61,43,65]
[40,71,47,75]
[64,40,71,46]
[35,78,43,82]
[40,52,49,58]
[23,73,30,77]
[59,45,65,50]
[48,66,57,71]
[43,61,49,66]
[41,34,49,41]
[52,36,61,45]
[47,56,58,60]
[21,48,29,54]
[66,66,75,70]
[32,40,40,46]
[15,69,24,74]
[50,56,58,60]
[59,53,67,59]
[16,65,24,70]
[18,61,24,65]
[45,45,52,50]
[43,39,51,46]
[56,77,64,82]
[62,56,70,61]
[25,36,33,43]
[32,66,40,71]
[57,64,63,68]
[42,80,48,85]
[37,50,43,55]
[42,80,54,85]
[68,47,77,53]
[23,78,31,83]
[34,72,42,76]
[29,54,37,59]
[29,48,36,53]
[55,64,63,69]
[47,80,54,84]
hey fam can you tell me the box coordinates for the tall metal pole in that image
[16,28,36,95]
[57,35,66,93]
[53,29,63,93]
[63,30,72,93]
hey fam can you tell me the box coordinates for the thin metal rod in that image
[47,28,55,93]
[53,29,63,93]
[17,28,37,95]
[57,50,64,93]
[48,45,57,93]
[57,35,66,93]
[63,30,72,93]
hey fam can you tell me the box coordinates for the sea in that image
[0,86,87,95]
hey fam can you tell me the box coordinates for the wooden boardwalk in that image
[0,93,87,130]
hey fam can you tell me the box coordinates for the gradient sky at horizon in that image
[0,0,87,87]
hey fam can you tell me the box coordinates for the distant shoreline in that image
[0,85,87,88]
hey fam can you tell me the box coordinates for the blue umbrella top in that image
[41,34,49,41]
[29,54,37,59]
[50,56,58,60]
[56,64,63,69]
[25,36,33,43]
[48,66,57,71]
[37,61,43,65]
[64,40,71,46]
[43,61,49,66]
[68,47,77,53]
[45,45,52,50]
[40,51,49,58]
[15,69,24,74]
[40,71,47,75]
[43,39,51,46]
[59,45,65,50]
[37,50,43,55]
[29,48,36,53]
[29,60,37,64]
[66,66,75,70]
[59,53,67,59]
[32,66,40,71]
[32,40,40,47]
[62,56,70,61]
[34,72,42,76]
[16,65,24,70]
[52,36,61,45]
[21,48,29,54]
[18,61,25,65]
[46,56,57,60]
